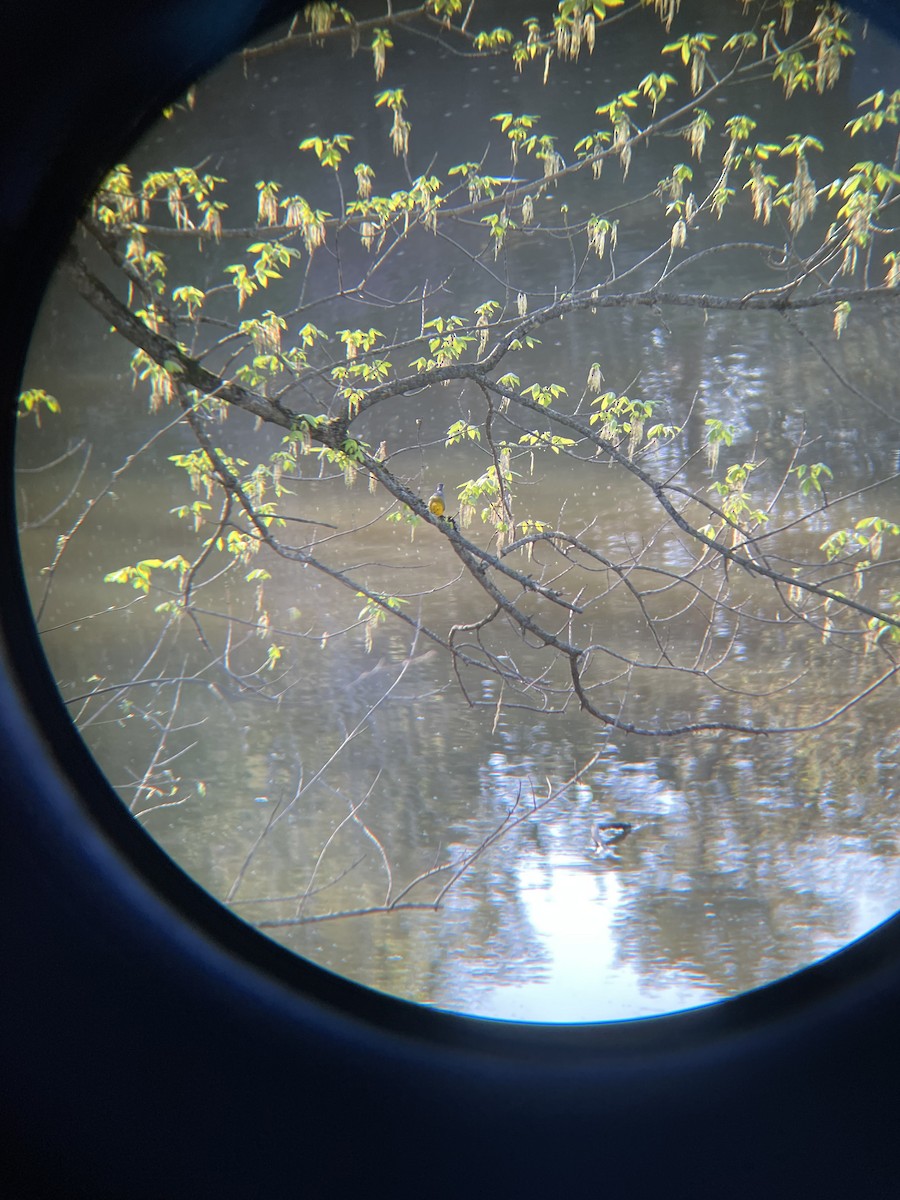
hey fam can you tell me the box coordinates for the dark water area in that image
[15,4,900,1020]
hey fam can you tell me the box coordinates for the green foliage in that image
[386,510,422,542]
[683,107,713,161]
[518,516,550,537]
[410,316,474,370]
[104,555,190,594]
[357,592,409,651]
[36,0,900,748]
[589,390,657,456]
[821,516,900,563]
[426,0,464,17]
[371,28,393,79]
[595,91,639,123]
[264,643,285,670]
[491,112,542,164]
[375,88,410,155]
[846,89,900,136]
[825,160,900,272]
[131,348,179,412]
[638,72,678,116]
[646,421,681,445]
[298,133,353,169]
[865,594,900,648]
[304,2,346,37]
[704,419,735,472]
[127,165,228,239]
[172,285,205,317]
[239,312,287,354]
[662,32,715,94]
[792,462,833,497]
[708,462,769,528]
[722,30,758,53]
[773,49,814,98]
[169,448,250,500]
[496,373,520,391]
[445,421,482,446]
[17,388,60,426]
[521,382,567,408]
[224,242,303,307]
[278,196,330,250]
[170,500,212,531]
[586,216,618,258]
[255,180,281,225]
[474,27,513,51]
[769,6,852,100]
[337,327,383,358]
[507,332,540,352]
[480,210,516,259]
[518,430,577,454]
[458,453,515,537]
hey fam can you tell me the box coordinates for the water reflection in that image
[15,5,900,1020]
[17,424,900,1019]
[47,582,894,1022]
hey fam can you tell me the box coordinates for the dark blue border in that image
[3,3,900,1196]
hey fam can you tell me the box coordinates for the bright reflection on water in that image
[489,858,710,1022]
[15,5,900,1020]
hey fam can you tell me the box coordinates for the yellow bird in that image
[427,482,446,518]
